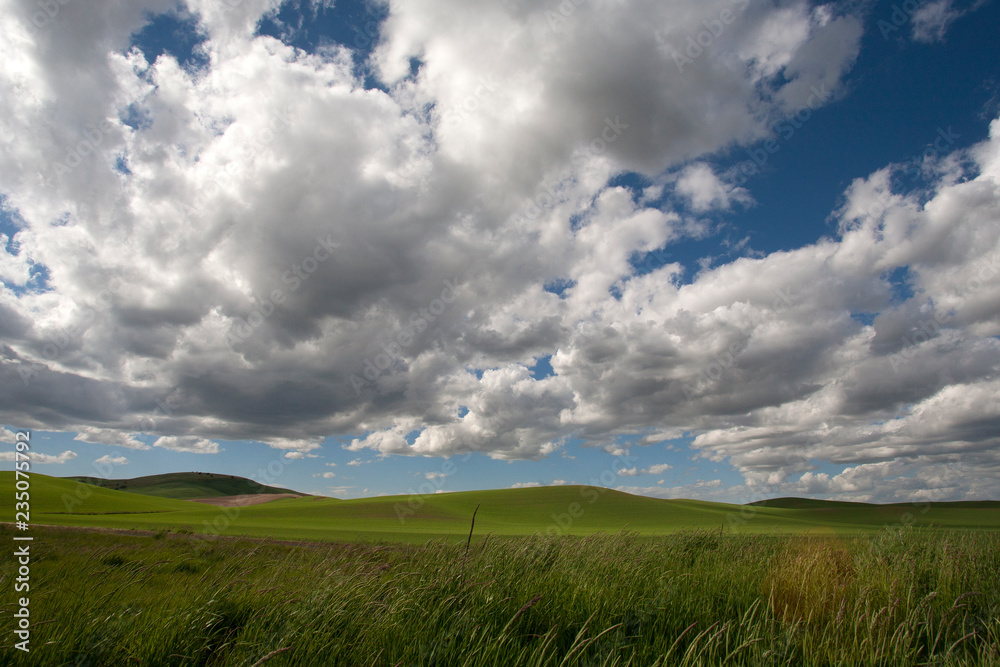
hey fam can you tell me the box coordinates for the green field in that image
[3,473,1000,665]
[2,525,998,665]
[4,473,1000,544]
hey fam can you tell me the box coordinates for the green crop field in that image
[2,525,998,666]
[3,473,1000,665]
[4,473,1000,544]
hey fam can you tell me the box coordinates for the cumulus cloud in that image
[0,449,77,464]
[95,454,128,466]
[261,438,323,454]
[283,449,318,459]
[614,463,672,477]
[74,427,149,450]
[674,163,752,212]
[0,0,862,458]
[0,233,32,286]
[0,0,997,501]
[510,482,541,489]
[152,436,220,454]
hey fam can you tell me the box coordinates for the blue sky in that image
[2,0,999,502]
[14,428,734,501]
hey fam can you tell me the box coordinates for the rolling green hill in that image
[747,497,873,509]
[66,471,302,499]
[750,497,1000,510]
[4,473,204,515]
[4,473,999,543]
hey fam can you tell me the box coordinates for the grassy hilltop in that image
[66,471,301,499]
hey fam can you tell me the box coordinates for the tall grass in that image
[1,526,997,665]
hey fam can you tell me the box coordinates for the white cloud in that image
[615,462,674,478]
[95,454,128,466]
[0,0,996,501]
[312,471,336,479]
[152,436,220,454]
[259,438,323,454]
[0,233,32,286]
[74,428,149,450]
[0,449,76,464]
[284,450,318,459]
[675,163,752,212]
[908,0,990,44]
[911,0,962,42]
[0,1,864,463]
[510,482,541,489]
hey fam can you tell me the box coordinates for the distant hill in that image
[749,497,1000,510]
[66,472,303,500]
[747,497,873,509]
[4,474,999,543]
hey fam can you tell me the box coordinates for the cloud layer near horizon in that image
[1,0,998,501]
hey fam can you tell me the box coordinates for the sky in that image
[1,0,999,503]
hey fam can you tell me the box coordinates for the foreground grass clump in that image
[1,527,998,666]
